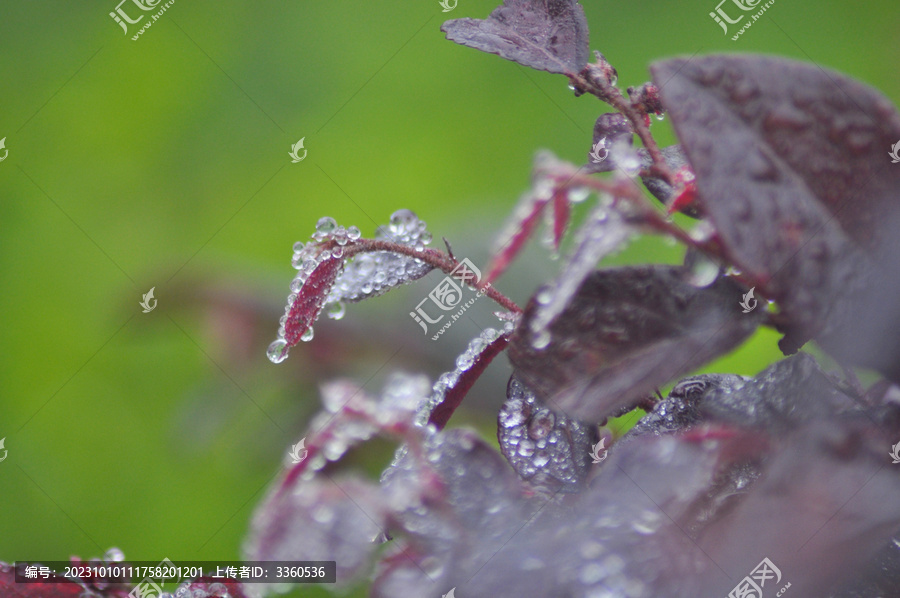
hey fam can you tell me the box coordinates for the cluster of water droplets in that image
[529,194,633,348]
[327,209,433,304]
[497,375,594,492]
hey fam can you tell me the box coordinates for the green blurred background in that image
[0,1,897,596]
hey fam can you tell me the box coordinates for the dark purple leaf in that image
[698,352,861,431]
[246,476,386,587]
[651,55,900,372]
[375,429,534,597]
[509,265,765,422]
[441,0,590,75]
[497,374,596,492]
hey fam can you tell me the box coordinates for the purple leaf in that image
[483,187,550,286]
[329,210,434,303]
[441,0,590,75]
[427,329,512,430]
[498,374,596,492]
[509,265,765,422]
[283,256,344,345]
[245,476,386,587]
[651,55,900,373]
[375,429,534,597]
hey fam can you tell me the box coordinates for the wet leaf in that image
[497,374,596,492]
[376,429,534,597]
[245,476,386,588]
[329,209,434,303]
[524,198,633,339]
[441,0,590,75]
[509,265,765,422]
[483,186,551,286]
[427,329,511,430]
[651,55,900,370]
[283,256,344,345]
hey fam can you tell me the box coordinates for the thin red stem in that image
[343,239,523,314]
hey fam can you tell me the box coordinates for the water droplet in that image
[532,330,551,350]
[292,241,305,253]
[517,439,536,457]
[347,225,361,241]
[389,209,418,235]
[689,220,716,243]
[456,353,474,371]
[301,328,315,342]
[536,288,553,305]
[326,302,346,320]
[420,231,433,245]
[568,83,576,91]
[654,113,666,121]
[103,547,125,562]
[290,278,304,293]
[609,74,618,86]
[267,339,290,363]
[331,246,344,258]
[686,254,720,288]
[316,216,337,235]
[568,186,591,204]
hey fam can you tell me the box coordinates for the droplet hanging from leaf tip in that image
[267,339,290,363]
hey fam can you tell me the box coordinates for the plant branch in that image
[343,239,523,314]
